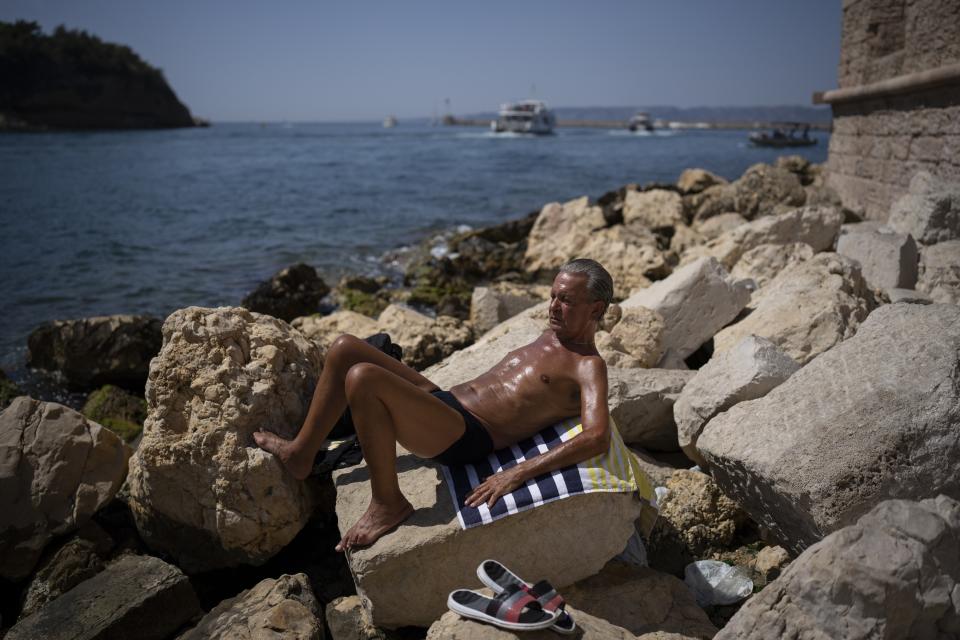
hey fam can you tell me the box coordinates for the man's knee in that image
[327,334,364,370]
[344,362,381,401]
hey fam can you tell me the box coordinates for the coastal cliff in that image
[0,21,196,131]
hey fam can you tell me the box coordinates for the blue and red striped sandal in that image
[447,584,559,631]
[477,559,577,634]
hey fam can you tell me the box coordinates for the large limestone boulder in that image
[675,336,799,467]
[677,168,727,195]
[0,397,130,580]
[699,303,960,554]
[647,470,747,576]
[713,253,876,365]
[596,307,665,368]
[836,224,919,290]
[241,262,330,322]
[732,163,806,219]
[27,314,162,390]
[608,368,694,450]
[579,224,669,293]
[623,189,685,228]
[525,196,606,273]
[622,257,750,367]
[469,282,549,336]
[127,307,320,573]
[887,171,960,245]
[717,496,960,640]
[334,452,642,628]
[6,554,202,640]
[377,304,474,370]
[179,573,323,639]
[562,561,719,639]
[917,239,960,304]
[729,242,814,288]
[427,606,640,640]
[682,205,844,270]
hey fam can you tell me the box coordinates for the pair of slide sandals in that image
[446,559,576,633]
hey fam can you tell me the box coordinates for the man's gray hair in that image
[559,258,614,318]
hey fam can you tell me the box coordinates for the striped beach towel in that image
[441,417,656,529]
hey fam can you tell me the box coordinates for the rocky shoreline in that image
[2,156,959,639]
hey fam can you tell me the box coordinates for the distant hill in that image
[0,20,196,131]
[460,104,832,124]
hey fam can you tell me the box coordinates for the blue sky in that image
[2,0,842,121]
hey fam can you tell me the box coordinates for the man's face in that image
[548,272,603,338]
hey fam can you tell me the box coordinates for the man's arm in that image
[465,356,611,509]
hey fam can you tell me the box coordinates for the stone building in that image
[816,0,960,221]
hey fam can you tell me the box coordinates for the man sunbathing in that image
[254,258,614,552]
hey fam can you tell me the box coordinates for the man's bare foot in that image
[252,430,314,481]
[336,498,414,552]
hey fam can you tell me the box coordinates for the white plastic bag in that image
[684,560,753,607]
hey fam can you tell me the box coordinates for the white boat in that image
[382,115,397,128]
[490,100,556,134]
[628,111,654,132]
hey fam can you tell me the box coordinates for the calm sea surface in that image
[0,121,828,375]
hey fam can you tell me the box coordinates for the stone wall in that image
[823,0,960,221]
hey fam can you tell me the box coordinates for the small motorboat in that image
[749,123,817,148]
[382,115,397,128]
[628,111,654,132]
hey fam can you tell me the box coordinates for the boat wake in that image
[608,129,679,137]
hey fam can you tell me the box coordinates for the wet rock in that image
[0,368,22,410]
[714,253,876,365]
[427,606,639,640]
[563,561,718,639]
[6,554,201,640]
[623,189,685,229]
[717,496,960,640]
[469,282,549,336]
[0,397,129,580]
[81,384,147,443]
[675,336,799,467]
[700,303,960,554]
[241,262,331,322]
[335,446,641,628]
[596,307,665,369]
[622,257,750,367]
[836,225,919,290]
[608,368,694,450]
[732,163,806,219]
[18,522,114,620]
[325,596,388,640]
[127,307,320,573]
[377,304,474,370]
[729,242,814,288]
[179,573,322,640]
[677,168,727,195]
[887,171,960,245]
[648,470,748,576]
[27,314,162,391]
[682,205,844,270]
[693,213,747,241]
[917,239,960,304]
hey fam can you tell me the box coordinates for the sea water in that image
[0,121,828,372]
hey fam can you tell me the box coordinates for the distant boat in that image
[382,115,397,128]
[628,111,654,132]
[749,123,817,148]
[490,100,556,135]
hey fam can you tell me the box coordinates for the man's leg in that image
[253,333,439,480]
[335,362,466,551]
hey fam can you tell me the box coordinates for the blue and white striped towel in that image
[441,416,655,529]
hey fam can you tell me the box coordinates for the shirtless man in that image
[253,258,613,552]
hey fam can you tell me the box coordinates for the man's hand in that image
[465,466,526,509]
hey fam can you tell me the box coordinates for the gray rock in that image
[732,163,806,219]
[178,573,322,640]
[325,596,388,640]
[887,288,934,304]
[622,257,750,367]
[609,368,694,450]
[917,239,960,304]
[836,225,919,289]
[693,212,747,240]
[729,242,814,289]
[469,283,547,336]
[623,189,685,228]
[27,314,162,390]
[241,262,330,322]
[6,554,201,640]
[675,336,799,467]
[699,303,960,554]
[717,496,960,640]
[887,171,960,245]
[0,397,130,580]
